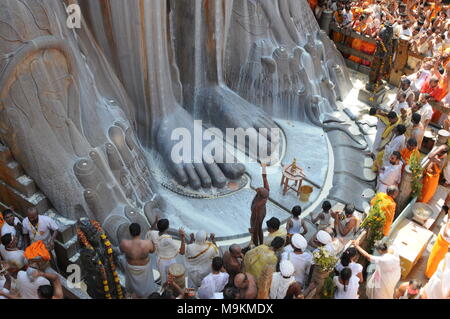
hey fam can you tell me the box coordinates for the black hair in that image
[374,242,388,252]
[266,217,281,230]
[407,138,418,148]
[161,289,175,299]
[412,112,422,124]
[270,236,285,250]
[129,223,141,237]
[396,124,406,135]
[212,257,224,272]
[157,219,170,233]
[340,268,352,292]
[37,285,54,299]
[401,78,411,86]
[2,209,13,218]
[322,201,332,212]
[387,111,398,119]
[398,92,407,99]
[148,292,161,299]
[392,151,402,160]
[344,203,355,215]
[369,107,377,116]
[341,247,357,267]
[223,285,239,299]
[291,206,302,217]
[1,234,12,247]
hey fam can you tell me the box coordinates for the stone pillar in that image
[396,165,413,215]
[319,10,333,35]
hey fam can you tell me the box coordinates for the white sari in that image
[366,250,401,299]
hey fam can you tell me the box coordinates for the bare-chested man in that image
[234,272,258,299]
[250,163,270,247]
[223,244,243,285]
[119,223,156,298]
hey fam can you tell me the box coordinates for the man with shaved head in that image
[234,272,257,299]
[223,244,243,284]
[22,207,59,251]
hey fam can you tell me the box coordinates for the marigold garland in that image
[90,220,124,299]
[77,227,112,299]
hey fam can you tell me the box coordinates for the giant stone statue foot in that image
[155,105,245,190]
[195,85,281,163]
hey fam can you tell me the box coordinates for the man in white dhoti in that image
[185,231,220,288]
[146,219,186,285]
[119,223,156,298]
[269,260,302,299]
[353,241,401,299]
[382,125,406,168]
[377,151,403,194]
[197,257,229,299]
[422,252,450,299]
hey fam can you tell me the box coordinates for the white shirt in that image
[16,271,50,299]
[400,28,412,38]
[22,215,59,245]
[378,162,402,193]
[281,251,313,286]
[335,262,363,280]
[382,134,405,167]
[333,276,359,299]
[393,101,409,116]
[417,103,433,125]
[1,217,21,237]
[197,272,229,299]
[147,230,180,260]
[408,70,431,93]
[270,272,296,299]
[0,245,26,269]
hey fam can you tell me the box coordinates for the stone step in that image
[2,161,24,179]
[44,209,77,244]
[0,180,49,216]
[0,145,12,163]
[0,172,37,198]
[55,235,80,272]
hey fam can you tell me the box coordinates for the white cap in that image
[279,260,295,277]
[291,233,307,251]
[316,230,332,245]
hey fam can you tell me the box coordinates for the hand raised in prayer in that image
[190,233,195,242]
[209,233,215,242]
[178,228,186,238]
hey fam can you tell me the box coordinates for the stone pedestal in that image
[358,83,388,107]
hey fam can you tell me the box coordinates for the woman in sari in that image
[353,241,401,299]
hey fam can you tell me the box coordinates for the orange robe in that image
[425,232,449,278]
[371,193,396,237]
[421,80,446,123]
[418,163,441,203]
[400,147,420,167]
[308,0,318,11]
